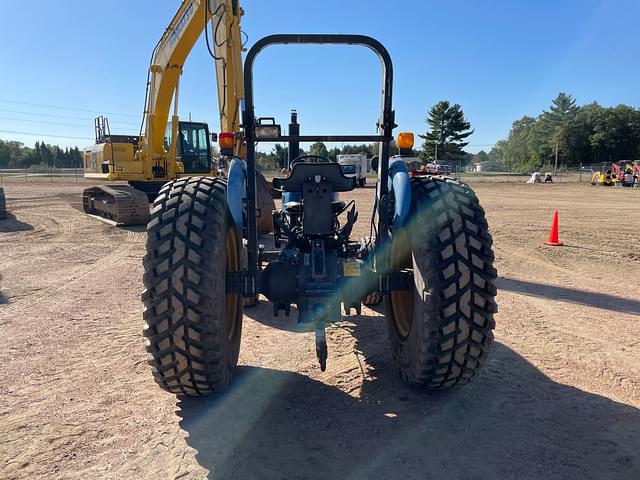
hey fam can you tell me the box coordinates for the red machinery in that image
[612,160,639,187]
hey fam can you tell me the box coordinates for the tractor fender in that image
[388,156,411,229]
[227,157,246,230]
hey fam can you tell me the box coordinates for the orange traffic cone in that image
[544,210,563,246]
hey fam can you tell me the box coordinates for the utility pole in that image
[554,138,559,176]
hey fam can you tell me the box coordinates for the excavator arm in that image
[82,0,249,226]
[142,0,244,170]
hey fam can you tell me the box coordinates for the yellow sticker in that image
[343,260,361,277]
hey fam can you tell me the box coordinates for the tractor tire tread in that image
[142,176,240,396]
[389,175,497,389]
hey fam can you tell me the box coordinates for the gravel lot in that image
[1,178,638,479]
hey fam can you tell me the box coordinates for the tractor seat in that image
[283,200,346,215]
[273,162,355,193]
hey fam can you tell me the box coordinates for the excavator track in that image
[82,185,150,226]
[0,187,6,220]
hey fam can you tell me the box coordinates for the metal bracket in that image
[377,269,413,293]
[225,272,257,296]
[225,272,244,294]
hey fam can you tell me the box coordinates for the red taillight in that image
[219,132,234,151]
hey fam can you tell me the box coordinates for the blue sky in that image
[0,0,638,153]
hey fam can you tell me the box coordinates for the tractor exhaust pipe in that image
[288,109,300,168]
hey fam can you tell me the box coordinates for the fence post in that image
[579,162,582,182]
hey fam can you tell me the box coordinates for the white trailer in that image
[337,154,369,187]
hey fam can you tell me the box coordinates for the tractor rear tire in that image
[385,176,497,389]
[142,177,243,396]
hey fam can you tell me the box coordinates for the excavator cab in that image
[165,121,213,174]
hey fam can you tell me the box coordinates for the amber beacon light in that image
[397,132,414,150]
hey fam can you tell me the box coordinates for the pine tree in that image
[309,142,328,158]
[72,147,83,167]
[541,92,579,172]
[419,101,473,161]
[40,143,52,166]
[544,92,579,127]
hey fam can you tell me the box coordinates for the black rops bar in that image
[242,34,396,293]
[258,135,388,143]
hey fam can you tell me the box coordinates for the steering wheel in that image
[290,154,332,168]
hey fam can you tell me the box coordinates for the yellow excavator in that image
[82,0,270,226]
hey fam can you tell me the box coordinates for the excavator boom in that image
[144,0,244,163]
[82,0,246,225]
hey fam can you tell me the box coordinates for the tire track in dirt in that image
[1,232,139,317]
[494,230,640,404]
[31,211,76,242]
[497,284,640,405]
[0,209,73,243]
[2,181,640,479]
[124,228,147,244]
[1,192,147,317]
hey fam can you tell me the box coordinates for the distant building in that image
[472,160,500,173]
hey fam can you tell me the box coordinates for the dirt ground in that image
[0,178,638,480]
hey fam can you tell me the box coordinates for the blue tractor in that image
[142,35,497,395]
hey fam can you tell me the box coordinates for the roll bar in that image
[242,34,396,289]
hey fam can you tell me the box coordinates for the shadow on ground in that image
[177,313,640,480]
[117,224,147,233]
[0,213,33,233]
[497,276,640,315]
[243,297,385,332]
[242,299,311,332]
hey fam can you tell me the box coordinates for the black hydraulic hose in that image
[139,35,165,138]
[205,1,228,121]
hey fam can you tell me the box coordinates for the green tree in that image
[309,142,329,158]
[341,144,370,155]
[272,144,288,168]
[0,140,10,168]
[608,105,640,160]
[0,139,86,169]
[327,147,341,162]
[540,92,579,171]
[419,101,473,161]
[570,102,601,163]
[508,116,536,171]
[490,96,640,172]
[71,147,83,167]
[476,150,490,163]
[255,151,278,170]
[489,140,507,167]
